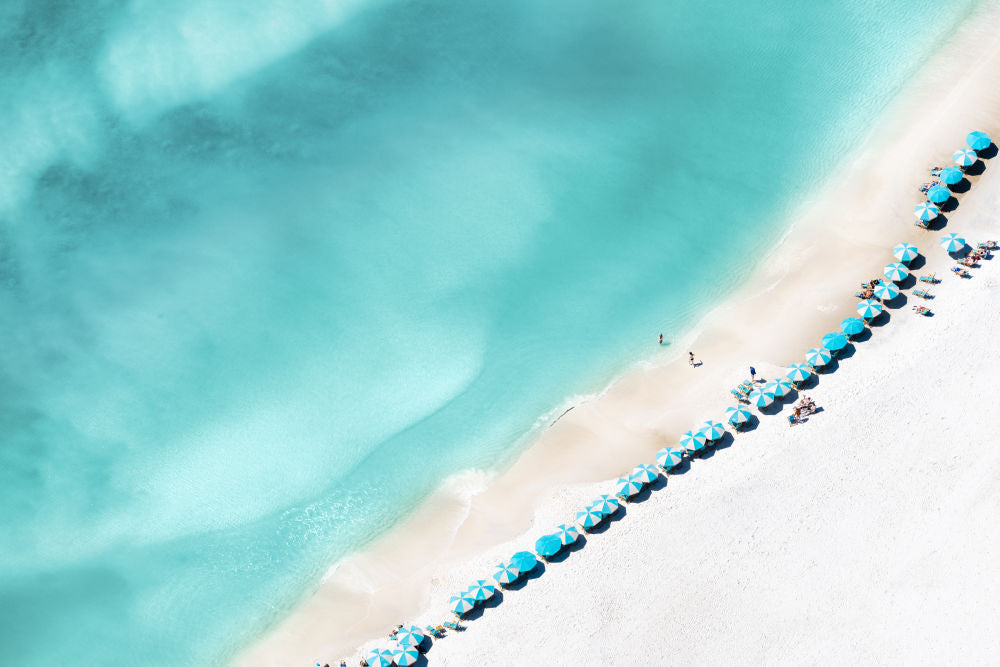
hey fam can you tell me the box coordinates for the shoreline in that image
[237,5,1000,664]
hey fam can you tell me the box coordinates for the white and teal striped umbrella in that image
[655,446,685,470]
[940,233,966,253]
[392,645,421,667]
[395,626,425,648]
[725,405,752,425]
[883,262,909,282]
[616,475,643,498]
[967,130,991,151]
[913,202,939,221]
[806,347,832,367]
[552,523,580,546]
[747,387,774,408]
[873,281,900,301]
[953,148,976,166]
[575,507,603,531]
[763,378,792,398]
[493,561,519,585]
[367,649,395,667]
[698,420,726,441]
[466,579,496,602]
[785,363,812,383]
[857,299,883,320]
[450,593,476,615]
[590,494,621,516]
[632,463,660,484]
[680,428,708,453]
[893,242,918,262]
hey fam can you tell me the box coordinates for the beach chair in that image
[444,621,460,631]
[919,273,937,283]
[914,220,929,229]
[912,306,931,316]
[912,289,932,299]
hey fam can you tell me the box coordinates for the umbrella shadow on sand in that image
[979,143,998,159]
[869,311,891,328]
[883,293,907,309]
[925,213,948,231]
[907,254,927,270]
[586,508,627,535]
[949,178,971,194]
[503,563,546,591]
[964,160,986,176]
[462,592,504,621]
[627,475,667,503]
[896,274,917,290]
[835,343,857,360]
[545,536,587,564]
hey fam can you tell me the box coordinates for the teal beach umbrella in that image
[680,428,708,453]
[967,130,991,151]
[926,185,950,204]
[590,494,621,516]
[893,242,918,263]
[856,300,883,320]
[656,446,685,470]
[840,317,865,336]
[510,550,538,573]
[535,534,562,558]
[953,148,976,167]
[615,475,643,499]
[450,593,476,615]
[466,579,496,602]
[552,523,580,546]
[392,645,421,667]
[698,420,726,441]
[913,202,939,221]
[395,626,426,648]
[575,507,604,531]
[785,363,812,383]
[939,166,963,185]
[821,332,848,351]
[747,387,774,408]
[725,405,752,424]
[764,377,793,398]
[632,463,660,484]
[883,262,909,282]
[940,233,966,253]
[493,561,520,585]
[873,281,899,301]
[806,347,832,367]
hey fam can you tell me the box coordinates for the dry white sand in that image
[239,7,1000,665]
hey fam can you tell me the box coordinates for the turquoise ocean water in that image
[0,0,980,664]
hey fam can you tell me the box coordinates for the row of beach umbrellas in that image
[915,131,992,221]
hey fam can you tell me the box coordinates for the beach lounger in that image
[914,220,929,229]
[444,621,460,631]
[912,289,932,299]
[919,273,937,283]
[912,306,931,316]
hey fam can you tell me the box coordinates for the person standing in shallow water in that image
[658,333,663,345]
[689,352,695,366]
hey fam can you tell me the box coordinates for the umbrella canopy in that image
[893,242,919,263]
[395,626,426,648]
[367,649,396,667]
[967,130,991,151]
[764,377,793,398]
[926,185,950,204]
[680,429,708,452]
[535,534,562,558]
[552,523,580,546]
[747,387,774,408]
[615,475,643,499]
[632,463,660,484]
[590,494,621,516]
[883,262,909,282]
[841,317,865,336]
[656,446,686,470]
[806,347,833,367]
[940,233,966,253]
[953,148,976,167]
[510,551,538,574]
[493,561,520,585]
[913,202,939,221]
[725,405,752,424]
[786,363,812,383]
[873,280,900,301]
[939,166,963,185]
[857,300,883,320]
[392,645,421,667]
[465,579,496,602]
[698,420,726,441]
[575,507,604,531]
[821,332,848,351]
[450,593,476,615]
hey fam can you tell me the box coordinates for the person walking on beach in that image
[750,365,756,382]
[689,352,695,367]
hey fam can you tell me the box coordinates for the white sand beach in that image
[240,6,1000,665]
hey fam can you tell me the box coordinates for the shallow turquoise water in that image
[0,0,980,664]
